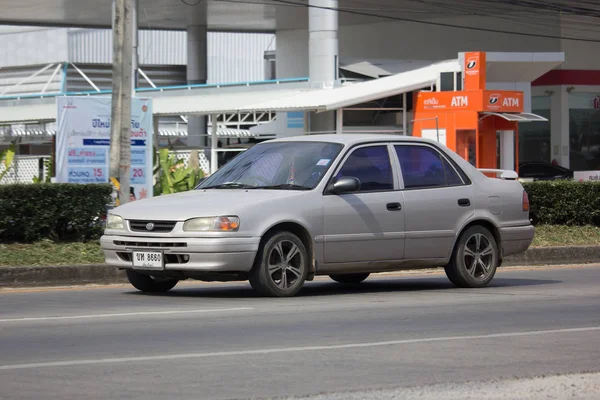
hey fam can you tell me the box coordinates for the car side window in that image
[336,145,393,192]
[394,145,464,189]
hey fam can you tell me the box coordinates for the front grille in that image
[114,241,187,248]
[129,220,177,233]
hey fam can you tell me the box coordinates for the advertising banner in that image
[55,96,154,201]
[574,171,600,182]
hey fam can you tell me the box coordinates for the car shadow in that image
[125,275,562,299]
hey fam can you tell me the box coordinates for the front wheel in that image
[329,273,370,284]
[444,225,498,288]
[125,269,179,293]
[249,231,308,297]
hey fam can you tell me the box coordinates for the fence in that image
[0,151,211,185]
[0,155,50,184]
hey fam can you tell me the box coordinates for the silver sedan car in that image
[101,134,534,297]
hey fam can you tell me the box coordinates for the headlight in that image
[183,216,240,232]
[106,214,125,230]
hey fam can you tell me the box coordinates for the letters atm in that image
[411,51,547,173]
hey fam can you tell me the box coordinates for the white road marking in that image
[0,307,253,323]
[1,325,599,371]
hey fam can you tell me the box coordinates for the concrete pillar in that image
[309,0,338,134]
[186,24,208,149]
[550,86,570,168]
[499,130,515,170]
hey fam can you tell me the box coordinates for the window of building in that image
[394,145,463,189]
[569,93,600,171]
[336,145,393,192]
[518,96,551,164]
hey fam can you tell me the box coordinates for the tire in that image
[249,231,309,297]
[329,273,370,284]
[125,269,179,293]
[444,225,499,288]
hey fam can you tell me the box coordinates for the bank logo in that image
[466,58,477,70]
[489,94,500,105]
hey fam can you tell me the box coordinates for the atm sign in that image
[483,91,523,112]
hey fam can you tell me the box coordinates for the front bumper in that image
[100,234,261,272]
[499,225,535,257]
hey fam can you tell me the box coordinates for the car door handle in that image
[386,202,402,211]
[458,198,471,207]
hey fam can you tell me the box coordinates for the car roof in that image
[266,133,439,147]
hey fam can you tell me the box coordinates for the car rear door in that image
[393,143,474,260]
[322,143,406,264]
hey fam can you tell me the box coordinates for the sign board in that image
[574,170,600,182]
[55,96,154,201]
[415,90,524,113]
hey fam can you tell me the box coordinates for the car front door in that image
[393,143,474,260]
[322,144,405,265]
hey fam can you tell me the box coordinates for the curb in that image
[1,246,599,288]
[0,264,127,288]
[500,245,600,267]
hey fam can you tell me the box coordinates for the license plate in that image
[132,251,164,270]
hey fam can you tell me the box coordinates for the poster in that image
[574,171,600,182]
[55,96,154,201]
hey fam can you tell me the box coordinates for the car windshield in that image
[197,141,344,190]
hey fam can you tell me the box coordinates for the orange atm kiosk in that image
[412,52,545,173]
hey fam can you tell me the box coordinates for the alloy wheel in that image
[463,233,495,281]
[267,239,304,290]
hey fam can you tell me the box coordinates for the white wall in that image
[276,29,309,79]
[0,28,68,67]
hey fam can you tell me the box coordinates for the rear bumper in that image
[499,225,535,258]
[100,234,261,273]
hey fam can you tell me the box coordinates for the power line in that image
[266,0,600,43]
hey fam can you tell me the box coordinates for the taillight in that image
[522,190,529,212]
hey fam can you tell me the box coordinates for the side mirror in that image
[329,177,360,194]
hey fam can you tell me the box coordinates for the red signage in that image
[482,91,524,112]
[464,51,486,91]
[415,90,524,113]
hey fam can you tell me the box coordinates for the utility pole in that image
[109,0,134,205]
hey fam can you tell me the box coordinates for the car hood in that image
[111,189,305,221]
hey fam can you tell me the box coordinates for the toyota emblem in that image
[146,222,155,231]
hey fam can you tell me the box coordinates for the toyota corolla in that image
[100,134,534,297]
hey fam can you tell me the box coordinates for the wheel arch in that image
[255,220,316,280]
[451,218,502,263]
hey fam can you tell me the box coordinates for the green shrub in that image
[522,180,600,226]
[0,183,112,243]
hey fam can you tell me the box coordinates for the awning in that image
[153,59,460,116]
[0,103,56,124]
[0,59,460,122]
[481,112,548,122]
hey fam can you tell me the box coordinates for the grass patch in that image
[0,240,104,267]
[532,225,600,248]
[0,225,599,267]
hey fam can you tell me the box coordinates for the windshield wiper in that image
[257,184,312,190]
[201,182,257,189]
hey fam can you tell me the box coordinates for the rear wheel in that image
[249,231,308,297]
[329,273,370,284]
[444,225,498,288]
[125,269,179,293]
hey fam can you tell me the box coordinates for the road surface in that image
[1,264,600,399]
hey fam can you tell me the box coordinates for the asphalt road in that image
[1,265,600,400]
